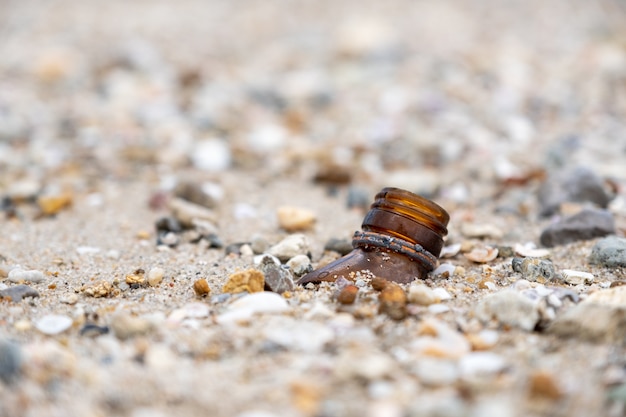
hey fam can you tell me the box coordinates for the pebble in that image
[324,238,354,256]
[216,292,291,324]
[268,234,310,262]
[286,254,313,277]
[461,223,503,239]
[561,269,594,285]
[168,197,218,228]
[432,287,453,301]
[79,324,109,337]
[110,312,154,340]
[548,286,626,344]
[35,314,73,335]
[60,293,79,305]
[459,352,506,378]
[514,243,551,258]
[428,304,450,314]
[408,283,438,306]
[250,235,270,254]
[589,236,626,267]
[193,278,211,297]
[190,138,231,171]
[528,370,564,399]
[464,246,498,263]
[414,358,459,386]
[378,283,408,320]
[7,268,45,283]
[125,270,146,287]
[276,206,316,232]
[335,350,396,381]
[37,193,73,216]
[263,317,334,353]
[511,257,556,282]
[539,209,615,247]
[537,166,612,216]
[155,216,183,233]
[82,280,115,297]
[258,256,294,294]
[173,180,221,209]
[412,319,470,359]
[475,290,539,331]
[0,284,40,302]
[0,339,22,384]
[222,269,265,294]
[147,267,165,286]
[167,302,210,324]
[466,329,499,350]
[337,285,359,304]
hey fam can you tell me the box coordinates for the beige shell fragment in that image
[464,246,498,263]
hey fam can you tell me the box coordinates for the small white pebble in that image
[432,287,452,301]
[428,304,450,314]
[147,267,165,287]
[561,269,594,285]
[35,314,73,335]
[8,268,45,283]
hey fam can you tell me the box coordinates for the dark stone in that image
[324,238,353,256]
[224,242,247,256]
[0,285,40,302]
[204,233,224,249]
[589,236,626,268]
[80,324,110,337]
[155,216,182,233]
[539,209,615,247]
[0,339,22,384]
[537,167,612,217]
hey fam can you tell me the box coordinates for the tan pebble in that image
[337,285,358,304]
[464,246,498,263]
[454,266,466,276]
[14,319,31,331]
[82,280,115,298]
[37,193,72,216]
[291,379,323,415]
[528,370,563,399]
[193,279,211,297]
[379,283,407,320]
[222,269,265,294]
[125,270,146,286]
[136,230,151,240]
[478,278,494,289]
[408,284,438,306]
[147,267,165,286]
[371,277,389,291]
[277,206,316,232]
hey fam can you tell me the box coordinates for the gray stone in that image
[589,236,626,268]
[324,238,353,256]
[539,209,615,247]
[258,255,294,293]
[0,285,39,302]
[537,167,612,216]
[0,339,21,384]
[511,257,556,282]
[475,290,539,331]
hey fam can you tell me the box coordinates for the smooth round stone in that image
[7,268,45,283]
[190,139,231,171]
[268,234,310,262]
[35,314,73,335]
[589,236,626,268]
[217,292,290,324]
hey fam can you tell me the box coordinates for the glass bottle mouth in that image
[371,187,449,236]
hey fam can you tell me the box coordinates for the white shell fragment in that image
[440,243,461,258]
[514,243,551,258]
[561,269,594,285]
[464,246,498,263]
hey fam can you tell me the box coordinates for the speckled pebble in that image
[286,254,312,277]
[589,236,626,268]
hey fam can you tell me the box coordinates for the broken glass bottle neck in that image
[297,187,449,285]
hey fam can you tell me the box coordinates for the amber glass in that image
[297,187,449,285]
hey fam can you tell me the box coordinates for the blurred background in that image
[0,0,625,209]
